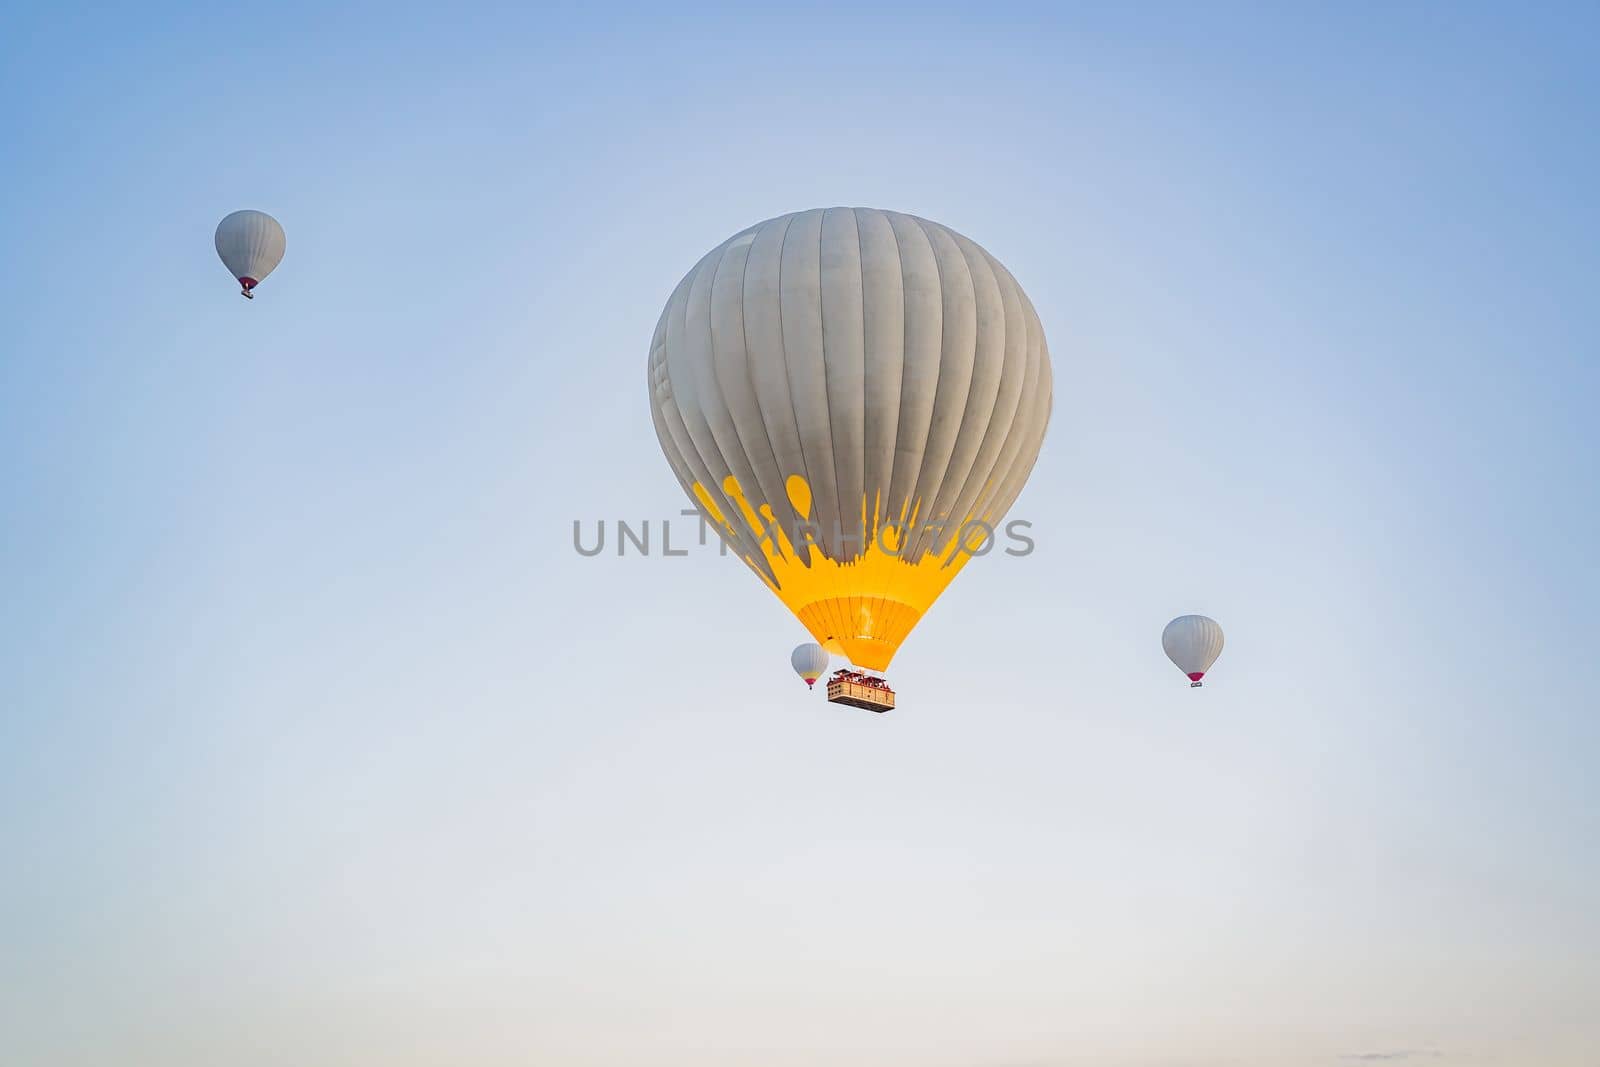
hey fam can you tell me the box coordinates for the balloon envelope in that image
[1162,615,1225,682]
[791,643,830,685]
[215,210,286,293]
[649,208,1052,670]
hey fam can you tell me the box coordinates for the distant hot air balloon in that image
[791,643,830,689]
[1162,615,1224,687]
[648,208,1052,678]
[215,210,286,299]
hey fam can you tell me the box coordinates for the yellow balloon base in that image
[693,474,982,672]
[794,597,922,673]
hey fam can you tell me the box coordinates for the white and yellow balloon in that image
[790,643,830,689]
[649,208,1052,671]
[1162,615,1225,687]
[215,210,285,299]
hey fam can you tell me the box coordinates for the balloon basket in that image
[1190,681,1203,688]
[826,671,895,713]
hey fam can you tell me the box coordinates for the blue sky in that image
[3,4,1597,1065]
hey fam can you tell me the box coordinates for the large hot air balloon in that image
[1162,615,1224,687]
[215,210,286,299]
[648,208,1052,674]
[791,643,830,689]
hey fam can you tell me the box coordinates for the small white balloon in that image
[790,643,830,689]
[1162,615,1224,687]
[215,210,286,299]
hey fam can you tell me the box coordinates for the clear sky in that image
[3,3,1597,1065]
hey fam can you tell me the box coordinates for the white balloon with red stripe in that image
[790,643,830,689]
[215,210,286,299]
[1162,615,1225,687]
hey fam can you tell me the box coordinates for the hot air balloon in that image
[791,643,830,689]
[1162,615,1224,687]
[215,210,286,299]
[648,208,1052,687]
